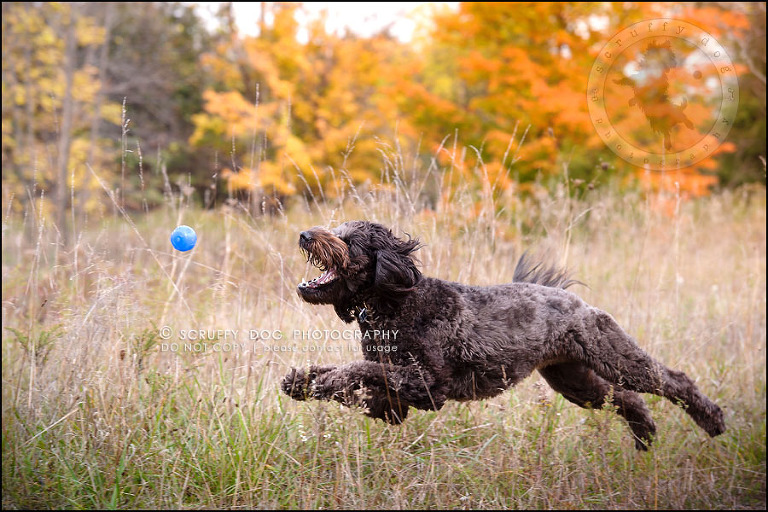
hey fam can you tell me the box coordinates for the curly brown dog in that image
[282,220,725,450]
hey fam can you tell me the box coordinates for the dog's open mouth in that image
[298,246,341,291]
[299,267,339,290]
[297,227,349,295]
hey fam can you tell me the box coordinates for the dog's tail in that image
[512,252,580,289]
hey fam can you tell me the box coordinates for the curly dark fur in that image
[283,221,726,450]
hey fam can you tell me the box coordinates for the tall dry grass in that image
[2,157,766,508]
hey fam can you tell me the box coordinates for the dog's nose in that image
[299,231,313,244]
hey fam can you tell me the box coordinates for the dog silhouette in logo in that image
[614,40,694,151]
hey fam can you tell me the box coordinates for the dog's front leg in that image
[281,364,337,401]
[310,360,444,424]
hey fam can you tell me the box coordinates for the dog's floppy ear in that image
[374,234,422,299]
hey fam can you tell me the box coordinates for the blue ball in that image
[170,225,197,252]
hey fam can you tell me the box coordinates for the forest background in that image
[2,2,765,230]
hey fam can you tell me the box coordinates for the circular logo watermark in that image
[588,19,739,171]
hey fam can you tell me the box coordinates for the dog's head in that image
[297,221,422,321]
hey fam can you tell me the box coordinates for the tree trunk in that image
[88,4,113,165]
[56,5,77,245]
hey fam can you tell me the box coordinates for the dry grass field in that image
[2,171,765,509]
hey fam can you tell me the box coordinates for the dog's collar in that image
[352,303,374,324]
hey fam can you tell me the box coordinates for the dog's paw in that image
[281,368,314,401]
[707,404,726,437]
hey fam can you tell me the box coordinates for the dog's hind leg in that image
[539,362,656,450]
[576,310,725,438]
